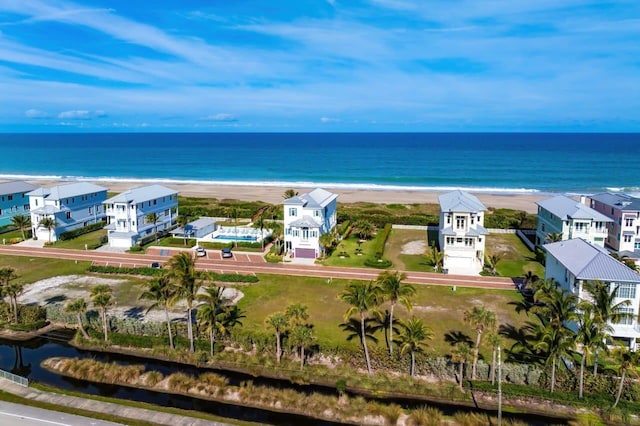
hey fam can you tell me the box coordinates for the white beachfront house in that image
[438,190,488,276]
[535,195,611,248]
[283,188,338,259]
[103,185,178,248]
[0,181,38,227]
[544,238,640,351]
[586,192,640,258]
[28,182,108,242]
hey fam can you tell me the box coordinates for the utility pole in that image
[498,345,502,426]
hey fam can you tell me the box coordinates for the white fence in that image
[0,368,28,387]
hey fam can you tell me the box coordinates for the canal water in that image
[0,331,567,425]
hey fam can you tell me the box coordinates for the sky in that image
[0,0,639,132]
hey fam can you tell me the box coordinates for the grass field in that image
[485,233,544,278]
[319,234,379,268]
[0,255,91,283]
[48,229,106,250]
[384,228,433,272]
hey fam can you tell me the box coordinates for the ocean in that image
[0,133,638,194]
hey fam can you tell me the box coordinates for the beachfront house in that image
[586,192,640,259]
[0,181,38,227]
[438,190,488,275]
[171,217,217,240]
[283,188,337,259]
[104,185,178,248]
[535,195,611,248]
[544,238,640,351]
[28,182,108,242]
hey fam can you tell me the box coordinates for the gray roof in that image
[537,195,612,222]
[467,225,489,236]
[440,227,456,236]
[104,184,178,204]
[438,190,486,213]
[589,192,640,211]
[545,238,640,283]
[289,215,321,228]
[27,182,107,200]
[283,188,337,208]
[0,181,38,196]
[173,217,216,234]
[32,205,62,215]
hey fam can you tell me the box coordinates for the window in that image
[0,208,2,215]
[89,207,92,214]
[615,307,634,325]
[289,208,297,216]
[541,223,545,232]
[302,228,310,240]
[165,209,170,216]
[455,216,465,229]
[624,235,632,243]
[66,212,71,219]
[615,283,636,300]
[574,222,586,231]
[446,214,451,224]
[456,237,463,243]
[23,204,29,211]
[7,194,12,201]
[635,241,640,250]
[314,210,320,217]
[446,237,454,245]
[153,199,157,205]
[625,218,634,227]
[35,199,38,206]
[464,238,473,247]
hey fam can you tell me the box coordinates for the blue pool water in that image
[214,234,258,242]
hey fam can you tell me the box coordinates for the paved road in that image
[0,400,122,426]
[0,245,520,290]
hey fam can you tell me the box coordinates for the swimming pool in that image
[213,234,258,242]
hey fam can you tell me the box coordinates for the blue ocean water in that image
[0,133,638,194]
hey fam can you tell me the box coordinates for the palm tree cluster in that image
[10,214,31,241]
[507,278,636,402]
[0,267,25,323]
[339,271,430,376]
[265,303,316,369]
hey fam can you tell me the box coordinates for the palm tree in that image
[487,331,502,385]
[265,312,289,363]
[426,242,444,273]
[319,231,337,257]
[65,298,89,339]
[139,273,177,349]
[521,270,539,290]
[339,280,382,375]
[463,306,496,380]
[289,325,315,370]
[283,189,298,199]
[612,347,640,408]
[285,303,309,329]
[167,252,201,352]
[4,280,24,324]
[353,220,375,240]
[90,284,113,342]
[0,268,18,319]
[378,270,415,355]
[176,215,191,246]
[196,286,229,356]
[581,280,631,377]
[11,214,31,240]
[576,304,609,399]
[395,317,433,376]
[146,213,161,242]
[485,253,503,276]
[451,342,473,391]
[226,206,240,248]
[253,210,267,249]
[38,217,56,242]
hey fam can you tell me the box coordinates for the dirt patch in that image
[20,275,244,323]
[401,240,427,255]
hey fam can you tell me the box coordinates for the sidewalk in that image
[0,378,232,426]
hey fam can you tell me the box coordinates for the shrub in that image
[8,237,23,244]
[364,257,392,269]
[370,223,392,258]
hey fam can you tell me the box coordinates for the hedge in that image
[88,265,259,283]
[370,223,392,258]
[59,221,106,241]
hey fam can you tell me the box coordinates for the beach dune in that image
[19,180,545,213]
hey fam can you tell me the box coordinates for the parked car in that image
[150,262,161,269]
[195,246,207,257]
[221,248,233,258]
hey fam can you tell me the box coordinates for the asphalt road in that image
[0,401,122,426]
[0,245,520,290]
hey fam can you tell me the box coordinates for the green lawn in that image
[0,255,91,283]
[384,229,433,272]
[318,235,378,267]
[48,229,107,250]
[0,229,31,242]
[485,233,544,278]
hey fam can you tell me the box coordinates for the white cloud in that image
[57,110,106,119]
[203,113,238,122]
[25,108,49,118]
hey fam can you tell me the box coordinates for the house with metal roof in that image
[103,184,179,248]
[535,195,612,248]
[283,188,337,259]
[171,217,217,240]
[587,192,640,257]
[437,190,488,275]
[544,238,640,350]
[0,181,39,227]
[27,182,108,242]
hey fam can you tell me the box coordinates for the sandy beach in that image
[18,179,546,213]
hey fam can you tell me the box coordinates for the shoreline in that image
[6,178,549,213]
